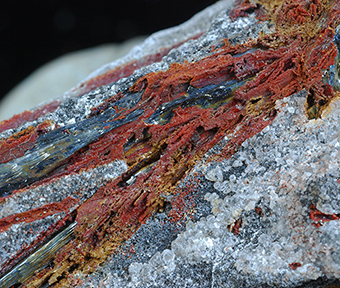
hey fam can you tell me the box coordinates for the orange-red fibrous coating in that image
[0,120,52,164]
[0,196,79,233]
[77,35,203,97]
[10,1,340,286]
[44,24,333,182]
[309,203,340,222]
[228,219,243,235]
[255,207,264,217]
[289,262,302,270]
[0,101,60,133]
[229,0,261,21]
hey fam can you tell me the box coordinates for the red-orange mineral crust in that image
[1,0,340,287]
[0,101,60,133]
[0,121,53,164]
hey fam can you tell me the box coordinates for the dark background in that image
[0,0,217,102]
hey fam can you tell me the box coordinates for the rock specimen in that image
[1,0,340,287]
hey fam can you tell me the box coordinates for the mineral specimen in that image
[1,0,340,287]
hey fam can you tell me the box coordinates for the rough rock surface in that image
[0,0,340,287]
[77,95,340,288]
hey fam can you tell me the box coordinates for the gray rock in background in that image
[0,37,145,122]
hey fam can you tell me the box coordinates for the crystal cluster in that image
[82,93,340,288]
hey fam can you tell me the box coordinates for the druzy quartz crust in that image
[1,0,340,287]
